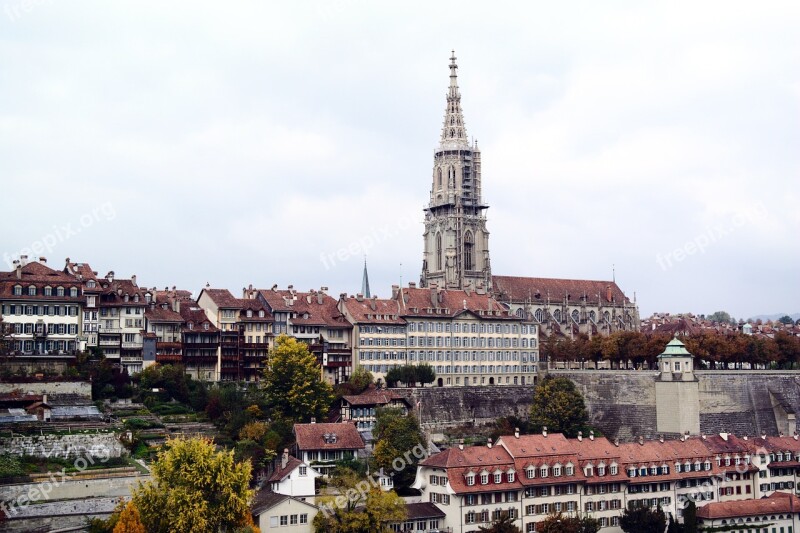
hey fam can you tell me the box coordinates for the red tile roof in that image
[267,456,303,483]
[492,275,631,305]
[294,422,365,451]
[199,288,241,308]
[342,296,405,324]
[342,387,410,407]
[395,287,518,320]
[697,491,800,519]
[145,305,183,323]
[179,307,218,332]
[0,262,83,300]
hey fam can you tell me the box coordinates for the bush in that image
[124,418,164,430]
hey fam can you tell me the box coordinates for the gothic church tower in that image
[421,52,492,291]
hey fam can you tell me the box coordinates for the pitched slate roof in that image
[267,456,303,483]
[396,287,517,320]
[341,296,405,324]
[404,502,446,520]
[199,288,241,308]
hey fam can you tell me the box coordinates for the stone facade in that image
[0,432,126,459]
[420,52,492,292]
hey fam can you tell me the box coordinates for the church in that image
[419,52,639,338]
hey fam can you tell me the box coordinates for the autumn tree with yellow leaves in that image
[131,436,256,533]
[263,335,333,422]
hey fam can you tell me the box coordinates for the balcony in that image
[156,341,182,349]
[121,356,141,363]
[97,327,122,334]
[182,343,218,349]
[242,342,269,349]
[122,341,143,349]
[99,339,120,346]
[156,354,183,363]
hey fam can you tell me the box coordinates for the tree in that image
[779,315,794,325]
[708,311,732,324]
[131,436,253,533]
[619,505,666,533]
[537,512,600,533]
[682,500,697,533]
[348,367,374,393]
[478,511,522,532]
[113,501,145,533]
[313,468,406,532]
[263,335,334,422]
[138,364,190,403]
[372,408,426,489]
[529,375,590,438]
[385,364,435,387]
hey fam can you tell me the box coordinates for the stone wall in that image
[402,371,800,442]
[0,475,144,507]
[0,432,126,459]
[394,385,535,429]
[0,380,91,397]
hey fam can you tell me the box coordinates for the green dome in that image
[658,337,693,358]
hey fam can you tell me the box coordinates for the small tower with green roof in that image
[655,336,700,435]
[657,336,695,382]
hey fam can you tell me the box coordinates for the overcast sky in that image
[1,1,798,319]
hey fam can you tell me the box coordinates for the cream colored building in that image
[252,491,317,532]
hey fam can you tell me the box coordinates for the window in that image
[290,514,298,525]
[300,514,308,524]
[28,285,36,296]
[13,285,22,296]
[507,471,515,483]
[565,463,574,476]
[526,467,535,479]
[280,515,288,526]
[610,464,618,475]
[494,473,502,483]
[553,465,562,477]
[299,466,307,476]
[480,473,488,484]
[540,466,548,478]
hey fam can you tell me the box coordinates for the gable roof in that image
[492,275,631,306]
[267,456,304,483]
[294,422,365,451]
[697,491,800,519]
[250,491,318,515]
[342,387,411,408]
[198,288,241,308]
[395,287,518,320]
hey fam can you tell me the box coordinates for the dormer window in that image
[704,460,712,471]
[585,464,594,477]
[650,466,658,476]
[639,467,647,477]
[540,466,548,478]
[675,462,682,473]
[188,322,194,330]
[134,294,139,302]
[685,460,693,471]
[87,280,96,288]
[44,286,52,296]
[70,287,78,297]
[724,456,731,467]
[553,464,562,477]
[203,323,209,330]
[480,473,489,485]
[13,285,22,296]
[494,472,502,484]
[259,310,265,318]
[628,467,636,478]
[565,463,574,476]
[661,465,669,475]
[247,310,253,318]
[56,286,64,296]
[466,473,475,486]
[526,467,535,479]
[28,285,36,296]
[610,464,618,475]
[507,471,515,483]
[124,294,130,302]
[597,463,605,477]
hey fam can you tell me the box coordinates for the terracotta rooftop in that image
[341,296,405,324]
[267,456,304,483]
[395,286,517,320]
[493,275,630,306]
[199,288,241,308]
[697,491,800,519]
[294,422,365,451]
[342,387,410,407]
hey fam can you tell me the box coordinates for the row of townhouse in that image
[339,283,540,386]
[412,430,800,533]
[1,257,540,386]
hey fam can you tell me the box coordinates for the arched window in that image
[571,309,579,322]
[436,233,443,271]
[553,309,561,322]
[589,310,596,322]
[464,231,474,271]
[534,309,544,322]
[437,168,443,190]
[515,308,524,318]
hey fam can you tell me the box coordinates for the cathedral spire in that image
[440,50,469,149]
[361,258,371,298]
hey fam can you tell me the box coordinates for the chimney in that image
[106,271,114,282]
[408,282,416,289]
[356,293,364,302]
[638,436,644,445]
[487,438,492,449]
[391,285,400,299]
[369,298,377,311]
[761,432,767,440]
[317,292,324,305]
[606,285,612,302]
[15,261,21,279]
[306,294,312,304]
[614,438,619,447]
[458,441,464,450]
[659,435,665,444]
[320,286,328,293]
[577,431,583,442]
[281,448,288,469]
[542,426,548,438]
[794,434,799,441]
[19,255,28,266]
[131,274,137,286]
[589,430,595,441]
[39,256,47,264]
[719,432,728,441]
[310,417,316,424]
[514,427,520,439]
[42,394,48,404]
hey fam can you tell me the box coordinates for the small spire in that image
[361,258,371,299]
[440,50,469,149]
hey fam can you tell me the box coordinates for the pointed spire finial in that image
[440,50,468,149]
[361,256,371,299]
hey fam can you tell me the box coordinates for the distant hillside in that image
[748,313,800,322]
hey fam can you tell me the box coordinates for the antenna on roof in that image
[612,264,615,283]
